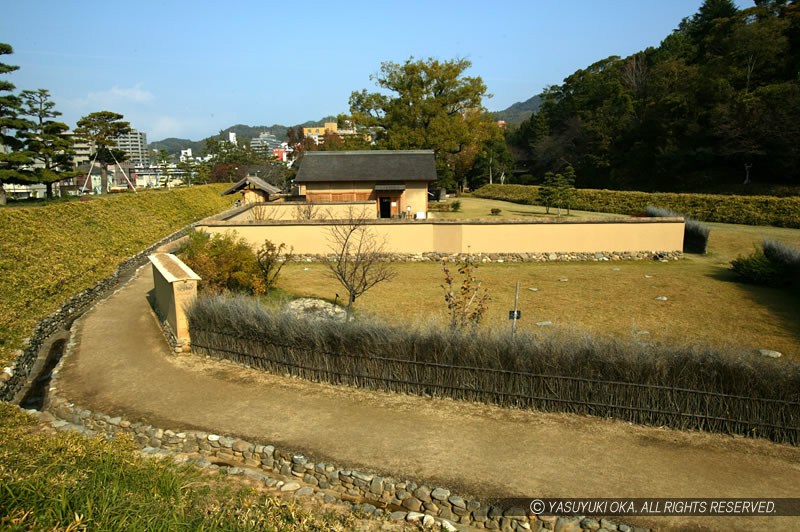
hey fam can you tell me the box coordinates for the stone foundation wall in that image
[43,388,643,532]
[292,250,683,264]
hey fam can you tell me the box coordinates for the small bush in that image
[734,240,800,286]
[450,200,462,212]
[763,239,800,268]
[731,249,784,286]
[490,208,502,216]
[181,230,264,295]
[645,205,710,254]
[427,202,451,212]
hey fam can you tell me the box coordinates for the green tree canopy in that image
[349,57,493,189]
[74,111,132,194]
[20,89,76,198]
[0,43,35,204]
[510,1,800,191]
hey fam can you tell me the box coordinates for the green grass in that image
[0,404,353,531]
[0,188,356,530]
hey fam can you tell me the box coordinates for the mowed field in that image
[276,198,800,361]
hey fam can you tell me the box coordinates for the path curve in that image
[57,266,800,531]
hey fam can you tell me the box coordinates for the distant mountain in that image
[492,94,544,126]
[149,137,206,155]
[149,116,339,155]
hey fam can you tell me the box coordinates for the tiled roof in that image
[295,150,437,183]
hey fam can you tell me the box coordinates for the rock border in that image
[292,251,683,264]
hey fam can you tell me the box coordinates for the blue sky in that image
[2,0,753,141]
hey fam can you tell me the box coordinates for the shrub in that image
[731,249,783,285]
[490,208,502,216]
[441,256,490,332]
[256,240,293,295]
[450,200,462,212]
[645,205,711,254]
[180,230,263,295]
[427,202,451,212]
[763,239,800,268]
[731,240,800,286]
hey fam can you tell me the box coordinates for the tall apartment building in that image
[250,131,282,156]
[114,129,148,165]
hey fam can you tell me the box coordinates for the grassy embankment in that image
[0,404,352,530]
[0,186,232,368]
[0,186,357,530]
[276,196,800,361]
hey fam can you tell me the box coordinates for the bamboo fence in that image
[190,328,799,445]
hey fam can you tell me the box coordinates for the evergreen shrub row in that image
[473,185,800,228]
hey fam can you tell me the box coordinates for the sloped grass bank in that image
[474,184,800,228]
[0,404,351,531]
[188,296,800,444]
[0,188,354,530]
[0,186,231,368]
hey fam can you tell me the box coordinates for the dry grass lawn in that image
[427,196,621,220]
[275,199,800,362]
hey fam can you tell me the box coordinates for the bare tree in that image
[326,210,395,319]
[294,201,318,220]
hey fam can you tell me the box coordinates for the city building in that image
[114,129,149,165]
[250,131,282,156]
[302,122,338,145]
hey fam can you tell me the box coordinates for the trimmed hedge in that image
[474,184,800,228]
[0,186,232,367]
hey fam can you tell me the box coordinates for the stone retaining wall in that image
[292,250,683,264]
[43,384,643,532]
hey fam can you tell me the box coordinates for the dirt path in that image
[57,266,800,531]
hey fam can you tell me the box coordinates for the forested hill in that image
[508,0,800,192]
[492,94,543,125]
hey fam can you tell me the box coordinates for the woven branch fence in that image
[189,323,800,445]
